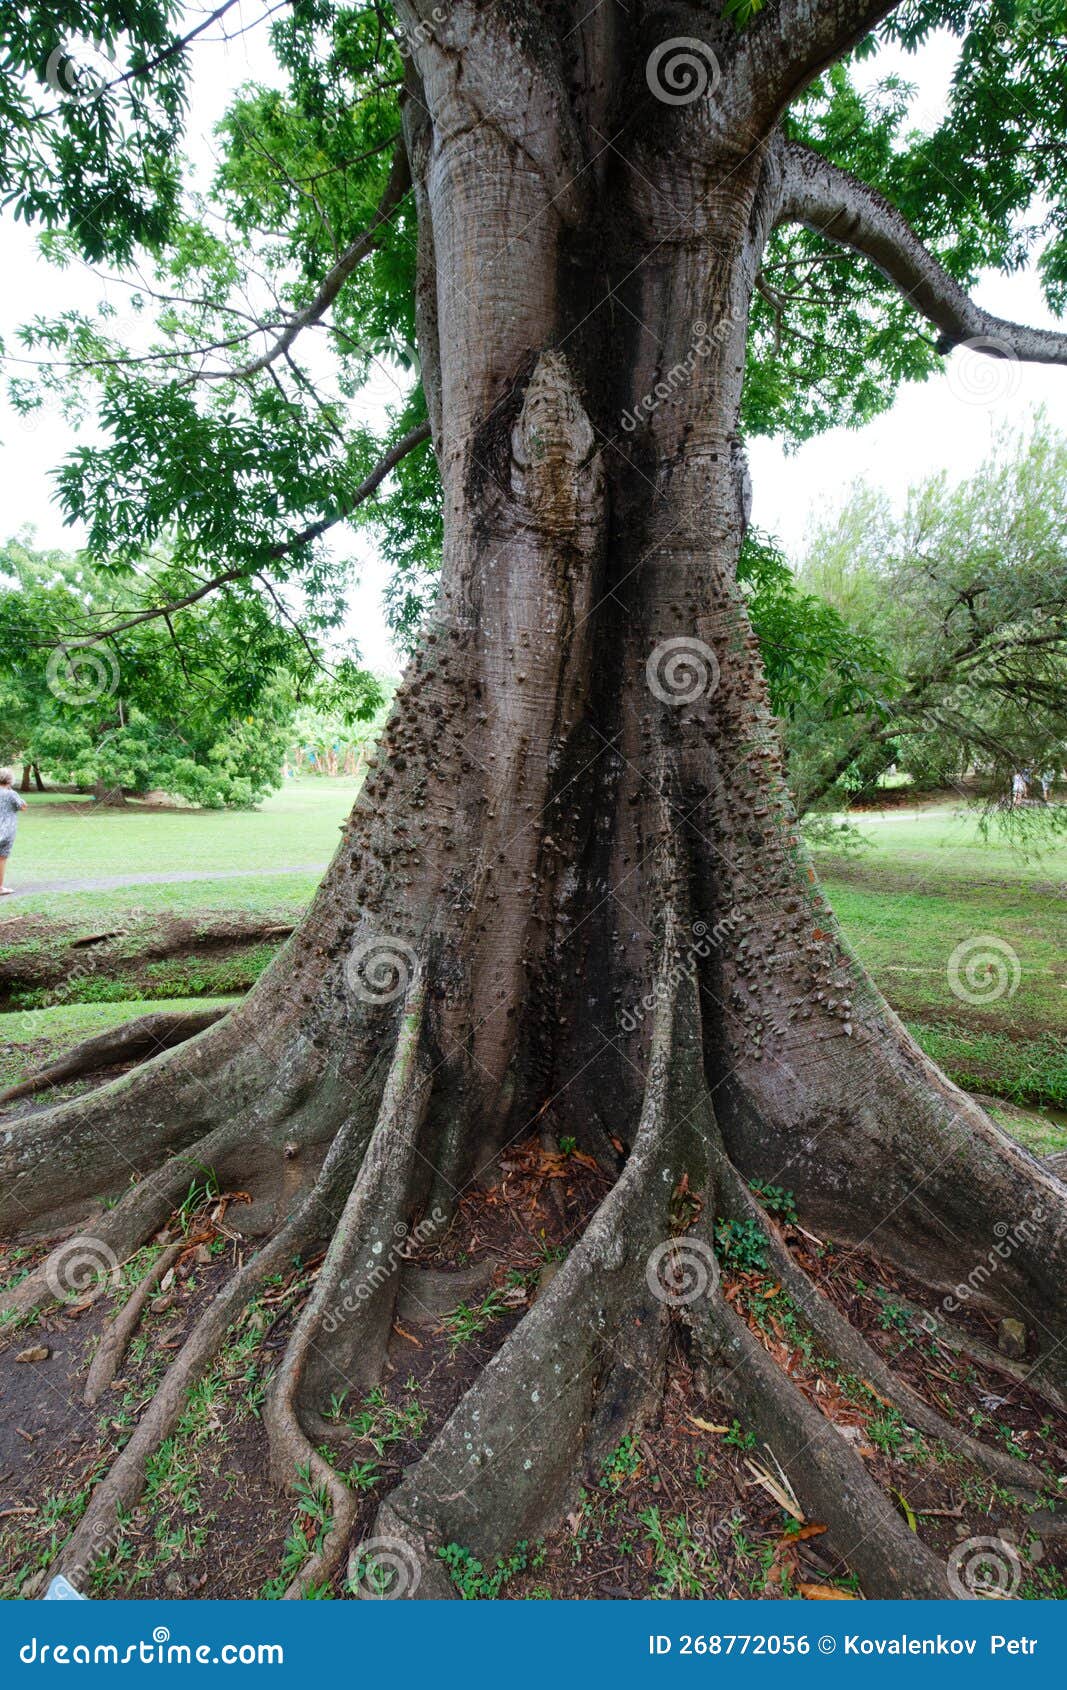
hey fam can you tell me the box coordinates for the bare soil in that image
[1,1142,1063,1601]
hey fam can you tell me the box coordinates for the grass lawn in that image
[6,873,323,927]
[813,801,1067,1112]
[8,776,359,885]
[1,786,1064,1142]
[0,997,239,1091]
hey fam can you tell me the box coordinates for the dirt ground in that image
[1,1136,1063,1602]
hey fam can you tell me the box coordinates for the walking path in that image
[7,865,325,897]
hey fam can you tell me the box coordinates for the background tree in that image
[2,0,1067,1601]
[288,681,396,777]
[777,417,1067,814]
[0,535,383,806]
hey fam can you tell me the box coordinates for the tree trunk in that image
[2,1,1064,1601]
[92,778,127,806]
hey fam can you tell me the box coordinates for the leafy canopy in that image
[0,534,383,806]
[1,2,1065,646]
[783,415,1067,816]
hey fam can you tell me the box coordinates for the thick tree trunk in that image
[2,0,1064,1601]
[92,778,127,806]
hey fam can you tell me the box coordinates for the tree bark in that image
[2,0,1065,1601]
[92,778,128,807]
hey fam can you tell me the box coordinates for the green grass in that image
[912,1024,1067,1110]
[827,802,1067,886]
[2,793,1065,1148]
[814,803,1067,1119]
[2,776,348,928]
[0,997,239,1089]
[8,777,357,886]
[5,874,323,926]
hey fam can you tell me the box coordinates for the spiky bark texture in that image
[2,0,1065,1601]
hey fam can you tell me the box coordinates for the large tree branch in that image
[727,0,898,135]
[192,144,412,385]
[777,142,1067,363]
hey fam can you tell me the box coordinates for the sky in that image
[2,11,1065,675]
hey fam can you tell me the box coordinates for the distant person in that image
[0,767,28,895]
[1011,769,1028,806]
[1040,767,1057,802]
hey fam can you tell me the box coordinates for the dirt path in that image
[6,865,325,896]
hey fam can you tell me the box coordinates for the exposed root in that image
[51,1103,376,1592]
[879,1289,1067,1416]
[263,970,432,1598]
[695,1299,950,1598]
[359,931,710,1596]
[0,1010,228,1108]
[713,1155,1047,1496]
[84,1244,184,1406]
[2,1120,247,1322]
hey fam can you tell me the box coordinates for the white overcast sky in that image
[2,14,1065,674]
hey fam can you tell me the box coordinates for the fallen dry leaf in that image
[391,1322,423,1347]
[686,1415,730,1434]
[785,1523,828,1543]
[798,1583,858,1600]
[15,1345,50,1364]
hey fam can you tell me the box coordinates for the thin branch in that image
[52,421,432,646]
[266,418,432,558]
[191,144,412,385]
[777,142,1067,365]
